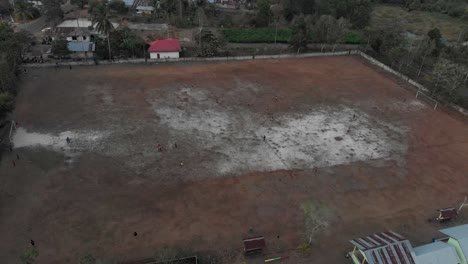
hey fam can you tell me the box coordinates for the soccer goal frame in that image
[416,90,439,110]
[8,120,16,144]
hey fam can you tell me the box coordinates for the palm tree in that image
[91,3,114,60]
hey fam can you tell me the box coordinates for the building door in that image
[157,53,160,59]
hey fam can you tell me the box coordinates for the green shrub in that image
[448,6,465,17]
[345,31,365,44]
[19,247,38,264]
[0,92,14,117]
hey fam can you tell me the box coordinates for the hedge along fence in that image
[222,29,365,44]
[344,31,365,44]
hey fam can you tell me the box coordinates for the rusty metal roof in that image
[437,208,458,219]
[349,231,417,264]
[243,236,266,251]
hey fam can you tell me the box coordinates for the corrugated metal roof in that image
[243,236,266,251]
[57,18,93,28]
[414,241,460,264]
[132,0,147,7]
[437,208,458,220]
[67,41,95,52]
[123,0,135,6]
[136,6,154,11]
[350,231,417,264]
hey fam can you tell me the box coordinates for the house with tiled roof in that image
[148,38,181,59]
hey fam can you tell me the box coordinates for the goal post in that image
[416,90,439,110]
[8,120,16,144]
[459,196,468,213]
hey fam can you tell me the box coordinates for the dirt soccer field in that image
[2,55,468,264]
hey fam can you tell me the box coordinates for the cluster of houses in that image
[348,224,468,264]
[49,18,181,59]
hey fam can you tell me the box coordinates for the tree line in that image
[0,23,33,121]
[364,21,468,107]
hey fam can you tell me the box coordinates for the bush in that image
[448,6,465,17]
[223,28,293,43]
[18,247,38,264]
[51,39,70,56]
[345,31,365,44]
[108,0,127,14]
[0,92,14,117]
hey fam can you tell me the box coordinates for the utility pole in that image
[178,0,182,18]
[274,18,278,45]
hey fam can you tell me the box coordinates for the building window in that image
[83,36,87,40]
[72,36,77,40]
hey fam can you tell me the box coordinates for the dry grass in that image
[371,4,468,40]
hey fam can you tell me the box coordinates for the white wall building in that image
[148,38,181,59]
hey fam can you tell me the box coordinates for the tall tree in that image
[427,27,443,56]
[256,0,272,27]
[347,0,372,29]
[432,58,468,99]
[108,0,127,14]
[14,0,40,21]
[0,0,12,16]
[313,15,335,51]
[71,0,88,9]
[91,2,114,60]
[0,24,32,92]
[289,15,311,53]
[330,17,349,51]
[42,0,64,27]
[0,24,32,118]
[107,27,146,58]
[197,30,219,57]
[282,0,316,21]
[367,22,404,55]
[51,39,70,57]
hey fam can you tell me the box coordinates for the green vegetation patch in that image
[372,4,468,40]
[345,31,365,44]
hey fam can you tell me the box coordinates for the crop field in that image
[2,56,468,264]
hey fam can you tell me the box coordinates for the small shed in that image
[436,207,458,222]
[414,241,460,264]
[148,38,181,59]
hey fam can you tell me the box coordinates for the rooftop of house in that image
[349,231,417,264]
[440,225,468,260]
[136,6,154,11]
[440,224,468,240]
[414,241,460,264]
[123,0,135,6]
[56,19,119,30]
[148,38,181,53]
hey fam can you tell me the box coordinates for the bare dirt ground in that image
[2,56,468,264]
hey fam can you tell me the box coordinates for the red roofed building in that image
[148,38,181,59]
